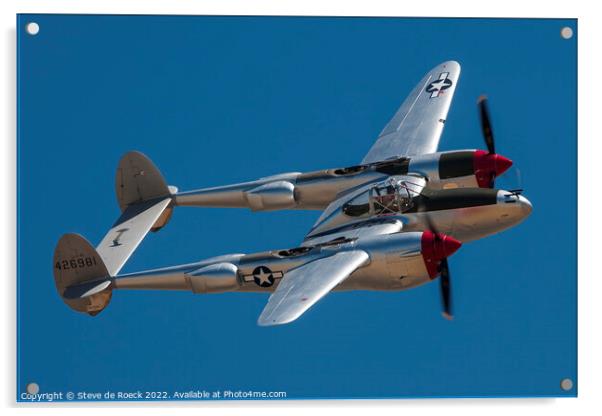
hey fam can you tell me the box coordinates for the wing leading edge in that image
[257,250,370,326]
[362,61,461,164]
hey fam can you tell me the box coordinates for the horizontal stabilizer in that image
[63,279,112,300]
[54,151,178,315]
[97,197,172,276]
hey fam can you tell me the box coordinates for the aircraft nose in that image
[517,195,533,216]
[496,190,533,220]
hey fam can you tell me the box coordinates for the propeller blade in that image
[488,172,496,189]
[439,258,453,320]
[508,166,523,190]
[424,214,454,320]
[478,95,495,154]
[424,214,439,235]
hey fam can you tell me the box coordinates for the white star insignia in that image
[255,268,273,285]
[429,79,446,91]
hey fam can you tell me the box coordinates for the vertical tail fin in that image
[116,151,177,232]
[94,151,176,276]
[53,233,112,316]
[116,151,171,211]
[54,152,179,315]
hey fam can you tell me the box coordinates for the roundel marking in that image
[425,72,453,98]
[253,265,275,287]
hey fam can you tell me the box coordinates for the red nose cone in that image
[421,231,463,279]
[473,150,513,187]
[494,154,513,176]
[437,234,462,258]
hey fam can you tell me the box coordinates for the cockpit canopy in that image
[342,178,414,217]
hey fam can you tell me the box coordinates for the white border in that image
[3,1,599,415]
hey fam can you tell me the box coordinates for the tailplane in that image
[54,152,179,315]
[94,152,177,276]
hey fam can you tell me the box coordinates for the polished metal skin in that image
[52,60,533,325]
[362,61,461,161]
[306,178,532,243]
[115,232,433,294]
[173,150,491,212]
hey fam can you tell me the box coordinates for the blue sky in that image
[17,15,576,399]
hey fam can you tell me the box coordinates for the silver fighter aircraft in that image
[53,61,532,325]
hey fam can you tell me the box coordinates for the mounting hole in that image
[560,27,573,39]
[560,378,573,391]
[26,382,40,394]
[26,22,40,36]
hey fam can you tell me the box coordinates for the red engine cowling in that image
[473,150,513,188]
[421,230,462,279]
[436,150,512,188]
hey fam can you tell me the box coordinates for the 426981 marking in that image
[55,256,98,270]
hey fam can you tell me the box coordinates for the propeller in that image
[475,96,512,188]
[439,258,452,320]
[496,165,524,193]
[478,95,495,155]
[424,215,456,320]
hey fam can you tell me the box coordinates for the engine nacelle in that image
[245,180,296,211]
[187,262,241,294]
[408,150,512,190]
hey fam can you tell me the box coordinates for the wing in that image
[257,250,370,326]
[96,197,172,276]
[362,61,461,164]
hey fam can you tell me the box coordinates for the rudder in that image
[53,233,112,316]
[116,151,170,210]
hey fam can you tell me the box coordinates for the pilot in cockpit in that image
[372,184,398,213]
[342,179,414,217]
[371,180,412,215]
